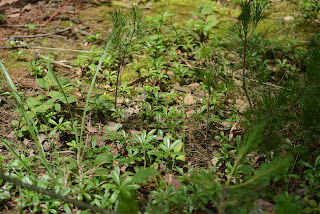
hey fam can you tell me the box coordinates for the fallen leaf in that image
[86,122,97,133]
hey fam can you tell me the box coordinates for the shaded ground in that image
[0,0,318,213]
[0,0,230,168]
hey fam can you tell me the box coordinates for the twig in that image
[233,73,283,89]
[104,74,147,93]
[0,45,100,53]
[38,55,73,68]
[179,56,192,68]
[9,27,71,40]
[40,0,73,28]
[0,24,40,28]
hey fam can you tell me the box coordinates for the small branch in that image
[9,27,71,40]
[0,24,40,28]
[40,0,73,27]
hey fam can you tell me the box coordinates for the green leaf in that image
[110,191,119,203]
[241,165,254,175]
[32,194,39,205]
[60,187,71,196]
[111,170,121,186]
[36,78,51,89]
[308,199,317,207]
[275,193,302,214]
[299,161,313,168]
[26,97,41,108]
[35,104,52,113]
[201,5,214,15]
[83,193,91,200]
[64,204,72,214]
[64,157,77,170]
[174,140,185,161]
[132,167,156,184]
[302,207,313,213]
[48,91,77,104]
[315,155,320,167]
[54,78,70,86]
[94,153,113,166]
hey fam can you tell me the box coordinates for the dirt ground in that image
[0,0,222,171]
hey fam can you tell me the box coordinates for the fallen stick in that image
[9,27,71,40]
[40,0,73,28]
[0,24,40,28]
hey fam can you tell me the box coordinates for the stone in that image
[283,16,294,22]
[22,3,32,12]
[235,98,250,114]
[184,93,196,105]
[105,121,122,132]
[186,82,200,92]
[173,82,191,93]
[7,13,20,18]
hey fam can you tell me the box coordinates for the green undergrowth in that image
[0,0,319,214]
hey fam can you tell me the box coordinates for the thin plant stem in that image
[242,35,253,109]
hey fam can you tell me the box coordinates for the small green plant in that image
[299,0,320,20]
[231,0,268,109]
[148,136,184,169]
[274,191,303,214]
[109,5,143,109]
[102,166,140,212]
[303,196,320,214]
[132,130,158,167]
[187,2,219,42]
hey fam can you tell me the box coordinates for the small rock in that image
[122,107,138,119]
[43,141,51,152]
[22,3,33,12]
[283,16,294,22]
[86,122,97,133]
[167,70,174,78]
[105,121,122,132]
[7,8,20,14]
[186,82,200,92]
[226,53,236,60]
[71,18,82,24]
[5,131,15,139]
[144,2,152,9]
[173,82,191,93]
[235,98,250,114]
[63,5,75,12]
[256,199,274,213]
[193,90,207,98]
[221,121,231,129]
[59,14,69,21]
[7,13,20,18]
[184,93,196,105]
[130,130,142,135]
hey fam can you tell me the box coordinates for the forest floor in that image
[0,0,319,213]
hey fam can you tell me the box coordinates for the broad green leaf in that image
[201,6,214,15]
[111,170,121,186]
[35,104,52,113]
[174,140,185,161]
[36,78,51,89]
[315,155,320,167]
[207,15,217,22]
[60,187,71,196]
[132,167,156,184]
[308,199,317,207]
[54,78,70,86]
[26,97,41,108]
[94,153,113,166]
[241,165,254,175]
